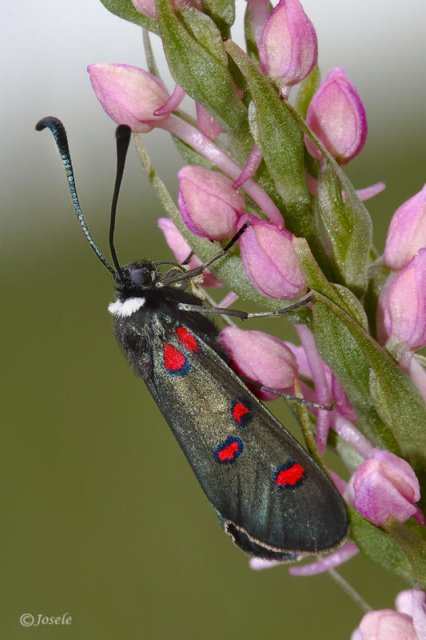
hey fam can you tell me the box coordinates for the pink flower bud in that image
[88,63,170,133]
[220,327,298,400]
[157,218,221,287]
[305,68,367,164]
[238,215,306,300]
[352,610,418,640]
[259,0,318,90]
[131,0,202,19]
[383,249,426,352]
[195,103,223,140]
[385,185,426,270]
[396,589,426,640]
[289,541,358,576]
[352,449,423,527]
[286,341,356,423]
[178,166,244,240]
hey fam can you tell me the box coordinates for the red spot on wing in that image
[232,402,250,423]
[163,344,187,372]
[217,441,239,462]
[275,463,305,488]
[214,436,244,464]
[176,326,198,352]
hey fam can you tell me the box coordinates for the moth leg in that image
[159,224,249,288]
[248,382,333,411]
[177,294,312,319]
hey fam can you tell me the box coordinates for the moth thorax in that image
[108,297,146,318]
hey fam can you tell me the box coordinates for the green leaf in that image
[350,509,414,584]
[313,299,399,451]
[316,164,372,295]
[156,0,250,149]
[179,7,227,64]
[280,102,373,295]
[203,0,235,33]
[225,41,313,241]
[364,259,391,338]
[386,521,426,589]
[294,381,325,469]
[294,237,367,320]
[332,284,369,330]
[243,2,258,61]
[294,66,320,119]
[313,289,426,467]
[100,0,158,32]
[294,237,407,453]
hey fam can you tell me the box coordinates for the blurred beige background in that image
[2,2,426,639]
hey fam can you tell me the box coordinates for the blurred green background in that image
[2,2,425,638]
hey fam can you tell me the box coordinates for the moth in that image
[37,116,348,561]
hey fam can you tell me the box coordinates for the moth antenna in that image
[36,116,115,276]
[109,124,132,278]
[161,222,250,287]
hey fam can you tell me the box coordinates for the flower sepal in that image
[101,0,157,32]
[156,0,249,147]
[316,163,372,296]
[349,508,415,585]
[295,237,426,460]
[225,40,313,239]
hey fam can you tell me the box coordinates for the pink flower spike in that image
[385,184,426,270]
[195,103,223,140]
[250,557,284,571]
[285,340,356,422]
[217,291,238,309]
[396,589,426,640]
[259,0,318,90]
[328,470,347,495]
[232,144,264,191]
[331,376,357,422]
[220,327,298,400]
[238,215,307,300]
[246,0,272,48]
[157,217,192,263]
[353,182,386,202]
[333,415,373,459]
[353,449,423,527]
[88,63,170,133]
[305,68,368,164]
[178,166,244,240]
[383,249,426,353]
[157,218,221,287]
[289,541,358,576]
[154,84,186,117]
[295,325,331,453]
[158,115,284,227]
[352,610,418,640]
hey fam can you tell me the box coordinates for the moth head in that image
[115,260,160,297]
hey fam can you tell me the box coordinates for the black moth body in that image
[36,116,348,562]
[109,259,349,561]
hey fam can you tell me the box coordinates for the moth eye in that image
[131,268,152,286]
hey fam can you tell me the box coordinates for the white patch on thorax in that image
[108,297,146,318]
